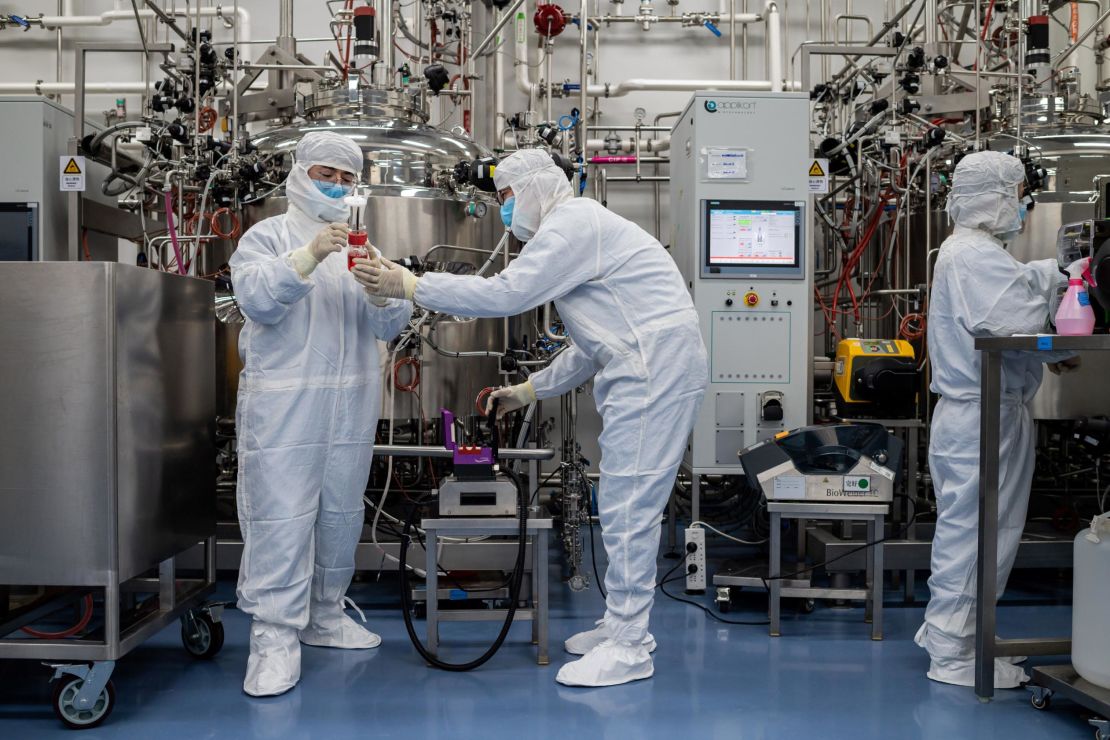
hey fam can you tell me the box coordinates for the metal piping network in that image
[0,81,152,94]
[584,136,671,153]
[514,9,539,99]
[515,0,796,98]
[4,6,250,33]
[0,5,251,96]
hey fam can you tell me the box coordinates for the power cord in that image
[583,523,772,626]
[655,549,771,626]
[587,509,608,601]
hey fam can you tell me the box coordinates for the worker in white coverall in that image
[354,148,709,688]
[230,131,411,697]
[918,150,1084,688]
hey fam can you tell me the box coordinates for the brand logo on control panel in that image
[704,100,757,114]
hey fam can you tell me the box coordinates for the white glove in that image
[484,380,537,419]
[353,257,418,300]
[289,222,348,277]
[350,250,391,307]
[1048,356,1082,375]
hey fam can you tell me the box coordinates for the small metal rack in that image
[713,502,887,638]
[420,517,553,665]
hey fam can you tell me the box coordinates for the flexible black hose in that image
[399,465,529,671]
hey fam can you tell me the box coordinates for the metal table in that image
[766,502,887,639]
[974,334,1110,699]
[421,517,553,665]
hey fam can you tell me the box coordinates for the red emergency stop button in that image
[744,291,760,307]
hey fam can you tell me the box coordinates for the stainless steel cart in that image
[1028,665,1110,740]
[0,264,219,729]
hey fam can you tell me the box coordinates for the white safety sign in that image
[60,156,86,192]
[808,158,829,194]
[772,475,806,500]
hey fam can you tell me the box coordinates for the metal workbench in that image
[421,517,553,665]
[973,334,1110,700]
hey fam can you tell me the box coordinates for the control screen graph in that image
[708,208,798,266]
[701,199,804,277]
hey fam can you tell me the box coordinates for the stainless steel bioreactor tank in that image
[234,87,503,419]
[1008,127,1110,420]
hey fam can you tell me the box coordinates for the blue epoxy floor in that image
[0,540,1095,739]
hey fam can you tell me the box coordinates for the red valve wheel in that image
[534,4,568,37]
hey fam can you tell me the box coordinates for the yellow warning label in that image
[63,158,82,175]
[808,160,825,177]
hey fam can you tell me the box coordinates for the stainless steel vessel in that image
[239,87,503,419]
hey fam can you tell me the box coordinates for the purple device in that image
[442,409,495,466]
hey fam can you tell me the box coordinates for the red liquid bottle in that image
[347,230,369,270]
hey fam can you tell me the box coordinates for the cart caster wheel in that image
[1030,693,1051,711]
[52,676,115,729]
[715,586,735,613]
[182,611,225,659]
[799,599,816,614]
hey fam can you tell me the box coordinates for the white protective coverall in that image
[411,149,709,687]
[231,132,411,696]
[916,151,1068,688]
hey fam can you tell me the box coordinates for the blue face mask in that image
[500,197,515,228]
[313,179,352,199]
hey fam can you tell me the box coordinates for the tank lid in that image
[303,85,430,124]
